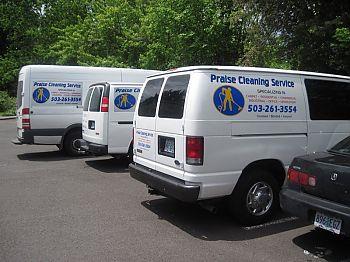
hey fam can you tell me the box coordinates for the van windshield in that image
[158,74,190,119]
[83,88,93,111]
[89,86,103,112]
[138,78,164,117]
[16,81,23,109]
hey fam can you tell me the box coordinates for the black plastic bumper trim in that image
[280,188,350,235]
[82,140,108,155]
[129,163,200,203]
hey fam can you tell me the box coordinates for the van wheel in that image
[63,130,83,157]
[228,169,279,226]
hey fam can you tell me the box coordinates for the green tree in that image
[242,0,350,74]
[139,0,246,69]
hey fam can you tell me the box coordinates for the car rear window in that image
[329,136,350,155]
[16,81,23,109]
[89,86,103,112]
[158,75,190,119]
[305,79,350,120]
[138,78,164,117]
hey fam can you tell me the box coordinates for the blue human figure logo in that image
[115,93,136,110]
[33,87,50,103]
[213,86,244,115]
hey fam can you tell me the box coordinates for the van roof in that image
[148,66,350,81]
[20,65,160,75]
[89,82,142,87]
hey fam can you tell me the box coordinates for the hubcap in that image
[72,139,81,151]
[246,181,273,216]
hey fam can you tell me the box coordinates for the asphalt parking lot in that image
[1,119,349,262]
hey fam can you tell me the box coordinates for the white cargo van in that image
[80,70,161,158]
[13,65,150,156]
[130,66,350,225]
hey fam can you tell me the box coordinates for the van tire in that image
[63,130,83,157]
[228,169,279,226]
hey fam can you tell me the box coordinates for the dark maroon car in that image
[280,136,350,236]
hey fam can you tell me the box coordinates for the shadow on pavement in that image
[17,150,90,162]
[141,197,310,241]
[85,157,129,173]
[293,229,350,261]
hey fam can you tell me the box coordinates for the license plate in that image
[314,212,342,234]
[164,139,175,154]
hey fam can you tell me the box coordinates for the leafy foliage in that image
[0,0,349,99]
[0,91,16,116]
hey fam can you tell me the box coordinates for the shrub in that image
[0,91,16,116]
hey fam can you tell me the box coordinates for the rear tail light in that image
[287,167,317,187]
[101,97,109,112]
[21,107,30,130]
[22,108,30,114]
[186,136,204,165]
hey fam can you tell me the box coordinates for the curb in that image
[0,116,16,120]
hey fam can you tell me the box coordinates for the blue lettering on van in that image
[138,142,151,149]
[136,130,154,137]
[213,85,244,116]
[271,79,294,88]
[134,88,141,92]
[210,74,237,84]
[33,82,48,87]
[33,87,50,103]
[114,93,136,110]
[115,88,133,93]
[238,76,270,87]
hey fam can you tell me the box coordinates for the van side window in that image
[83,88,93,111]
[305,79,350,120]
[89,86,103,112]
[158,75,190,119]
[16,81,23,109]
[138,78,164,117]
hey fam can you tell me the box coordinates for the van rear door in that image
[82,84,108,145]
[154,74,191,178]
[134,78,164,169]
[107,84,141,154]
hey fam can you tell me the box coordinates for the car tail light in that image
[287,167,317,187]
[21,107,30,130]
[101,97,109,112]
[186,136,204,165]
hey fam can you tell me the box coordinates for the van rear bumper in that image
[129,163,200,203]
[12,130,34,144]
[78,139,108,155]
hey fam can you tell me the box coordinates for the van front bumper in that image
[280,188,350,235]
[77,139,108,155]
[129,163,200,203]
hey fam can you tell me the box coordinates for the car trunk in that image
[301,153,350,207]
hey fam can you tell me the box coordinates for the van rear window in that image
[138,78,164,117]
[89,86,103,112]
[305,79,350,120]
[158,75,190,119]
[83,88,93,111]
[16,81,23,109]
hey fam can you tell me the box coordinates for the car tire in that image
[63,130,84,157]
[228,169,279,226]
